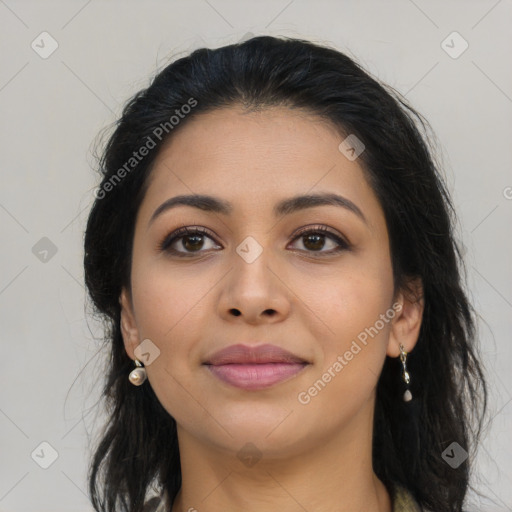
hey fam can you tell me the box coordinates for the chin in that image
[200,412,311,457]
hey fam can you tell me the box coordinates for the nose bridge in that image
[233,235,274,298]
[219,234,290,322]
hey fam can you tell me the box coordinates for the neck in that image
[170,405,392,512]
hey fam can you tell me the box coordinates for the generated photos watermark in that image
[94,97,198,199]
[298,302,403,405]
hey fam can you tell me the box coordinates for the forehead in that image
[148,106,350,182]
[138,106,383,230]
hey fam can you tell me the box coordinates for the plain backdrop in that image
[1,1,511,511]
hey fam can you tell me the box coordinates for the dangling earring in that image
[399,343,412,402]
[128,359,147,386]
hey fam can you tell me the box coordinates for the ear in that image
[386,277,424,358]
[119,287,140,360]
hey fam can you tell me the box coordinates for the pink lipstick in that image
[204,343,309,390]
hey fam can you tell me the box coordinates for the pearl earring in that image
[399,343,412,402]
[128,359,147,386]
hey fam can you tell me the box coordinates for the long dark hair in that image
[84,35,488,512]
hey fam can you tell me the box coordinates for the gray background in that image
[1,1,511,510]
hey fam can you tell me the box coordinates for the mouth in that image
[203,343,310,390]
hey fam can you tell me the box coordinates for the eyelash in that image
[158,225,351,258]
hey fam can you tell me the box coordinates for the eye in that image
[158,225,350,258]
[288,225,350,255]
[158,226,221,257]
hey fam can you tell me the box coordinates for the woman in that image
[84,35,488,512]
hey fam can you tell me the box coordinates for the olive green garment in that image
[392,483,423,512]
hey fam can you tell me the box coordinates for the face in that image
[120,105,422,460]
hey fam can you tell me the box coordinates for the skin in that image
[120,105,424,512]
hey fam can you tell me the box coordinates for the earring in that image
[399,343,412,402]
[128,359,147,386]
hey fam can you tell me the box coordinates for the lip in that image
[203,343,309,390]
[204,343,308,365]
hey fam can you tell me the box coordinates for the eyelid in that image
[158,225,218,253]
[290,224,349,245]
[158,224,351,256]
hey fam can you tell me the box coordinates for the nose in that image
[217,248,291,325]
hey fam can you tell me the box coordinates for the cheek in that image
[130,263,210,420]
[294,284,393,432]
[130,257,211,341]
[299,253,395,400]
[296,255,394,341]
[129,258,222,387]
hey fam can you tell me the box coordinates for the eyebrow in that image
[149,192,368,226]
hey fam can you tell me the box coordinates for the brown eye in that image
[301,233,329,251]
[159,225,350,258]
[159,227,221,256]
[180,234,206,252]
[289,226,350,255]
